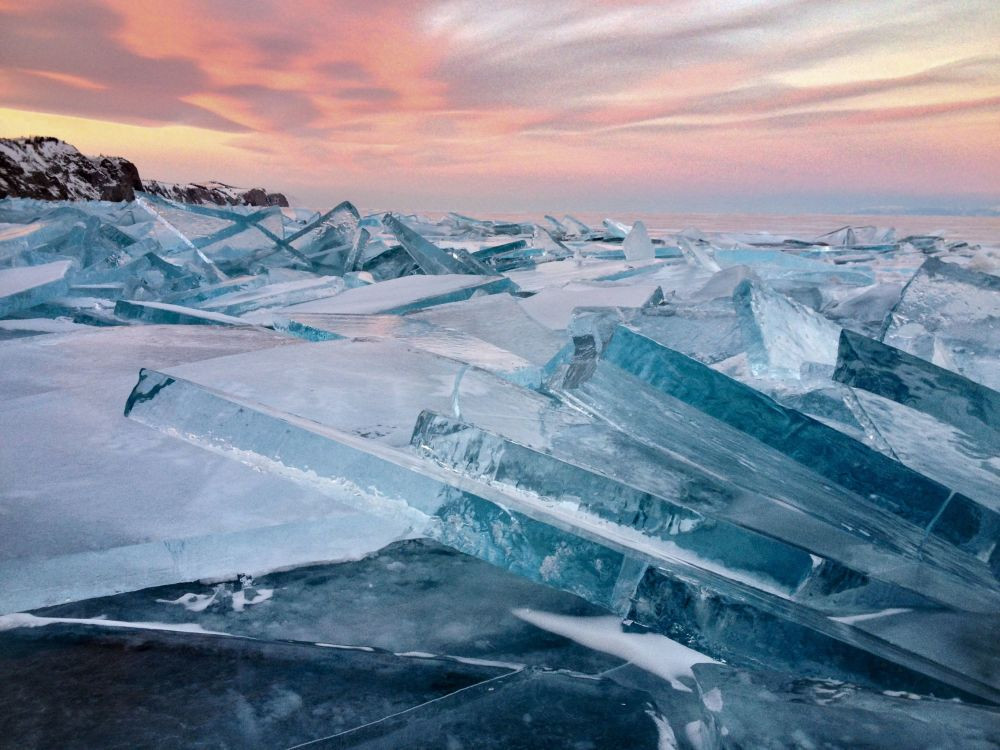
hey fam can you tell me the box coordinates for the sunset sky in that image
[1,0,998,212]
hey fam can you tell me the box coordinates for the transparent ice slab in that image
[470,238,528,261]
[384,213,494,276]
[407,293,566,366]
[114,299,252,327]
[623,298,744,365]
[834,329,1000,515]
[602,218,630,240]
[122,371,994,698]
[0,259,72,316]
[0,325,407,613]
[158,273,267,306]
[119,333,1000,699]
[135,194,326,275]
[78,248,206,300]
[411,409,941,611]
[883,257,1000,390]
[622,220,655,261]
[196,275,346,316]
[274,313,544,387]
[823,281,904,336]
[285,200,361,274]
[281,273,517,315]
[734,278,841,378]
[589,326,1000,587]
[518,281,663,330]
[715,247,875,285]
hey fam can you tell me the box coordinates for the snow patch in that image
[513,608,718,692]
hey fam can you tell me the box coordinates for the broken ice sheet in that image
[195,274,346,316]
[118,358,994,697]
[407,292,566,366]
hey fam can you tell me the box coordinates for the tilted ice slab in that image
[157,274,267,307]
[114,299,252,327]
[121,364,1000,700]
[734,278,841,379]
[117,336,1000,699]
[714,247,875,286]
[411,408,969,617]
[621,298,744,365]
[282,273,516,315]
[883,257,1000,390]
[592,325,1000,582]
[0,326,411,614]
[834,329,1000,513]
[518,281,663,330]
[407,293,566,367]
[195,275,346,316]
[384,213,494,276]
[504,257,667,293]
[0,259,73,316]
[273,313,545,388]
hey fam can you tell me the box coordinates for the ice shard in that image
[714,247,875,285]
[882,257,1000,390]
[734,278,841,378]
[281,273,517,315]
[621,220,654,262]
[384,213,494,276]
[196,275,346,316]
[602,218,630,240]
[274,314,544,387]
[833,328,1000,515]
[519,282,663,330]
[114,300,252,327]
[408,293,566,366]
[590,325,1000,576]
[678,235,722,272]
[835,329,999,448]
[624,298,744,365]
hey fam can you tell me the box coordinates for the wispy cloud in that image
[0,0,996,210]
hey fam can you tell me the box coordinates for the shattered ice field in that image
[0,195,999,748]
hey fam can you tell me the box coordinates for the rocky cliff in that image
[0,137,287,207]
